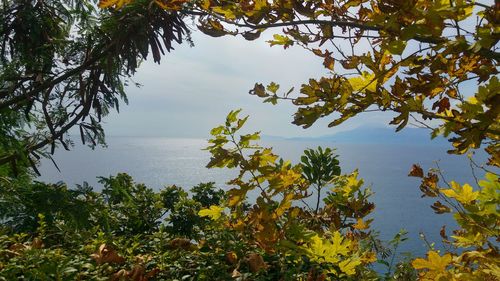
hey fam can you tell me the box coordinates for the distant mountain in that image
[260,134,288,141]
[285,126,450,145]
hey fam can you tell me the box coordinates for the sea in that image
[38,136,490,258]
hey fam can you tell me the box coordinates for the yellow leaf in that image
[155,0,189,10]
[412,251,452,272]
[451,233,483,247]
[441,181,479,204]
[98,0,131,9]
[98,0,117,8]
[227,187,248,207]
[348,72,377,93]
[303,232,352,264]
[278,169,302,188]
[339,257,361,276]
[255,148,278,166]
[268,34,294,48]
[435,0,451,9]
[467,96,478,104]
[198,205,224,220]
[243,0,269,16]
[254,0,268,10]
[330,231,351,257]
[455,0,474,21]
[304,235,336,263]
[335,170,364,195]
[212,6,236,20]
[303,232,362,276]
[274,192,293,217]
[353,218,371,230]
[230,219,245,231]
[361,251,377,263]
[306,235,331,262]
[200,0,210,10]
[483,263,500,279]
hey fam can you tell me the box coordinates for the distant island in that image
[264,126,450,145]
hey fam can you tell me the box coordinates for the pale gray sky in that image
[102,30,397,138]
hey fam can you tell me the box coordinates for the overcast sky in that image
[102,30,398,138]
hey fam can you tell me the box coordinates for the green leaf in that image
[266,82,280,94]
[386,40,407,55]
[268,34,294,48]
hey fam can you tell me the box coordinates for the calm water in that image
[38,137,489,257]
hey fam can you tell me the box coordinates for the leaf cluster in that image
[409,164,500,280]
[0,0,191,175]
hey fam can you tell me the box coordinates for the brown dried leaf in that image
[440,225,448,240]
[420,173,439,197]
[431,201,451,214]
[9,243,27,253]
[31,237,44,249]
[250,83,268,98]
[128,264,146,281]
[408,164,424,178]
[323,55,335,70]
[247,253,268,273]
[312,49,324,57]
[168,238,195,251]
[226,251,238,265]
[111,269,128,281]
[432,97,450,113]
[231,269,242,278]
[90,244,125,265]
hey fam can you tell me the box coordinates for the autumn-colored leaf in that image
[98,0,132,9]
[250,83,268,97]
[412,251,452,272]
[31,237,44,249]
[432,97,451,113]
[247,253,268,272]
[91,244,125,265]
[198,205,224,220]
[353,218,371,230]
[211,6,237,20]
[303,232,353,265]
[419,173,439,197]
[231,269,242,278]
[168,238,195,251]
[338,257,362,276]
[441,181,479,204]
[440,225,448,239]
[323,55,335,70]
[431,201,451,214]
[408,164,424,177]
[226,251,238,265]
[154,0,189,10]
[348,72,377,93]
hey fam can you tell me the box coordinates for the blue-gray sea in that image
[38,137,489,257]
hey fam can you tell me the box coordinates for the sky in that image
[102,29,399,138]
